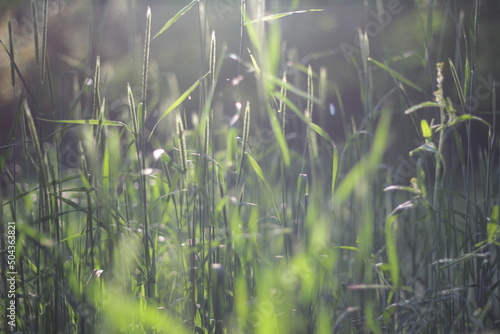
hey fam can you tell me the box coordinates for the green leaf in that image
[246,153,268,188]
[268,105,290,166]
[385,215,400,290]
[389,200,417,216]
[409,142,437,156]
[331,145,339,201]
[487,205,499,242]
[369,58,423,93]
[379,263,391,272]
[310,122,334,145]
[247,9,324,24]
[38,118,131,131]
[421,119,432,139]
[491,205,499,223]
[384,185,420,194]
[153,0,198,39]
[487,222,499,242]
[383,305,396,326]
[337,246,360,252]
[435,114,492,131]
[404,101,440,114]
[247,47,261,75]
[149,72,209,140]
[245,153,282,223]
[448,59,466,109]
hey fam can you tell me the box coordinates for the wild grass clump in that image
[1,0,499,333]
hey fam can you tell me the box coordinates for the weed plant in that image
[0,0,499,333]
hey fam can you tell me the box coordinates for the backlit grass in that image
[1,1,499,333]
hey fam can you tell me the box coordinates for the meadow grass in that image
[1,0,499,333]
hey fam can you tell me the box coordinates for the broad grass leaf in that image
[404,101,439,114]
[38,118,131,131]
[268,105,291,166]
[385,215,400,290]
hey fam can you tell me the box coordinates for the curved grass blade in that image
[246,152,282,223]
[368,57,423,93]
[404,101,440,115]
[246,9,324,24]
[31,0,39,65]
[41,0,48,82]
[153,0,198,39]
[149,72,209,140]
[267,104,290,166]
[142,7,151,112]
[435,114,492,131]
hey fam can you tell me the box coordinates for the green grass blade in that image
[385,214,400,291]
[8,20,15,87]
[153,0,198,39]
[368,57,423,93]
[41,0,48,82]
[0,41,40,110]
[177,113,188,173]
[309,123,333,145]
[242,101,251,155]
[267,104,290,166]
[246,9,323,23]
[93,56,101,119]
[149,72,209,140]
[246,153,270,192]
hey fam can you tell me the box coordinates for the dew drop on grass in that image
[232,75,244,86]
[141,168,154,175]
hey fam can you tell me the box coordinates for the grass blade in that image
[41,0,48,82]
[268,104,291,166]
[38,118,131,130]
[31,0,39,65]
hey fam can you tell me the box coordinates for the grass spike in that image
[8,20,15,87]
[41,0,48,82]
